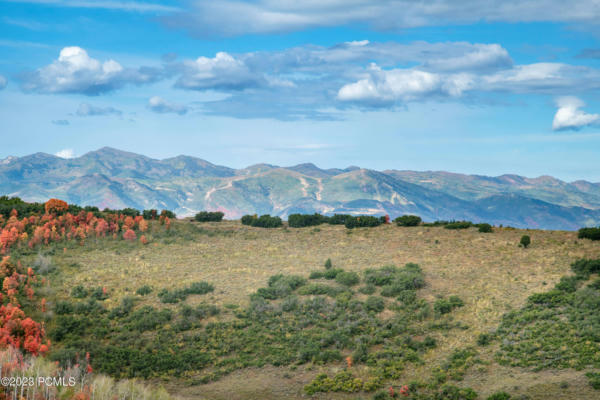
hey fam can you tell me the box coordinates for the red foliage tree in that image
[123,229,136,241]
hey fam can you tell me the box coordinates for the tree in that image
[520,235,531,248]
[394,215,422,227]
[44,199,68,215]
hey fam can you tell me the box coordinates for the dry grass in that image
[45,222,600,399]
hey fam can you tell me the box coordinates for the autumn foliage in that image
[0,256,49,357]
[44,198,69,215]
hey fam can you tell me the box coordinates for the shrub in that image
[586,372,600,389]
[365,296,385,312]
[344,216,382,229]
[241,214,257,225]
[71,285,88,298]
[327,214,353,225]
[241,214,282,228]
[256,274,306,300]
[142,209,158,220]
[520,235,531,248]
[288,213,328,227]
[359,284,376,295]
[578,227,600,241]
[444,221,473,230]
[160,209,176,219]
[158,282,214,303]
[324,258,332,269]
[434,296,464,314]
[487,392,511,400]
[136,285,153,296]
[394,215,422,227]
[336,271,360,286]
[194,211,224,222]
[571,258,600,278]
[185,281,215,295]
[309,271,325,279]
[477,333,492,346]
[324,268,344,279]
[477,223,493,233]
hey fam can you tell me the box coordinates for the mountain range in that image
[1,147,599,230]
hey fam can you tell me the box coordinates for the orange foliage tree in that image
[44,199,69,215]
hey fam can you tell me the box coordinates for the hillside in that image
[2,147,600,230]
[34,219,600,400]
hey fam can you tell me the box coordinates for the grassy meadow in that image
[27,220,600,400]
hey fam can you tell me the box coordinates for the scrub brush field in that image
[28,219,600,400]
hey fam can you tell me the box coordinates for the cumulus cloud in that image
[175,52,263,91]
[55,148,75,158]
[76,102,122,116]
[0,75,6,89]
[147,96,188,115]
[338,64,474,105]
[51,120,69,126]
[552,97,600,131]
[337,60,600,107]
[163,1,600,38]
[21,46,162,95]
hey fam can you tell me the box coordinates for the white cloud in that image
[175,52,263,91]
[51,119,69,126]
[21,46,162,95]
[147,96,188,115]
[552,97,600,131]
[6,0,179,13]
[55,148,75,158]
[337,64,474,104]
[76,102,122,116]
[0,75,6,89]
[163,1,600,38]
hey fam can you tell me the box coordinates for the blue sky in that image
[1,1,600,181]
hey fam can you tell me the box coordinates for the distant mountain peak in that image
[1,156,16,165]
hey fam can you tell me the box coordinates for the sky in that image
[1,1,600,181]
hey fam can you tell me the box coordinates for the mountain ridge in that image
[1,147,599,230]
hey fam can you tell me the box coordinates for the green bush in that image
[477,333,492,346]
[520,235,531,248]
[444,221,473,230]
[241,214,257,225]
[486,392,511,400]
[324,258,332,269]
[571,258,600,278]
[578,227,600,241]
[160,209,176,219]
[158,281,214,303]
[477,223,493,233]
[365,296,385,312]
[288,213,328,227]
[394,215,422,226]
[136,285,153,296]
[71,285,88,298]
[309,271,325,279]
[434,296,464,314]
[324,268,344,280]
[344,215,382,229]
[142,209,158,219]
[586,372,600,389]
[327,214,353,225]
[359,284,376,295]
[194,211,225,222]
[241,214,282,228]
[336,271,360,286]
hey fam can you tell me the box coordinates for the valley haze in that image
[2,146,599,231]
